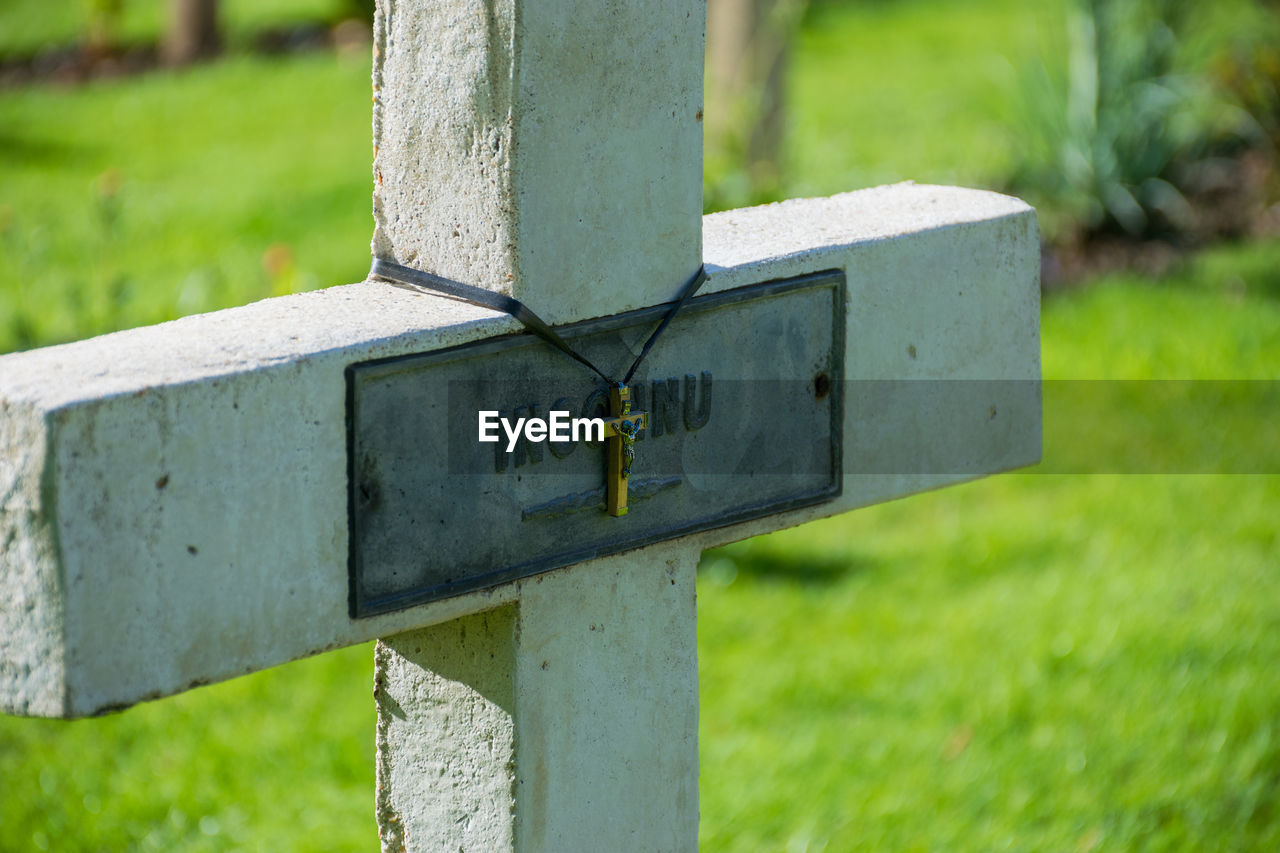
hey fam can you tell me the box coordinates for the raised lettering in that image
[547,410,570,442]
[573,417,605,443]
[548,397,578,459]
[510,404,543,466]
[581,389,609,448]
[478,410,500,442]
[489,372,709,475]
[632,383,647,442]
[649,377,680,438]
[494,408,512,473]
[502,416,526,453]
[684,372,712,431]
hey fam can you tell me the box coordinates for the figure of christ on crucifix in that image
[602,383,648,516]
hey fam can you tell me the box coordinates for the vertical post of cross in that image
[370,0,707,849]
[372,0,705,325]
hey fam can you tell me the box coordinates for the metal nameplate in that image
[347,270,845,617]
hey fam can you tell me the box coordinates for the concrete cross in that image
[0,1,1041,850]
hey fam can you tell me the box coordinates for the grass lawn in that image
[2,0,1278,849]
[1,0,1078,355]
[786,0,1066,197]
[698,250,1280,850]
[0,51,372,352]
[2,246,1275,851]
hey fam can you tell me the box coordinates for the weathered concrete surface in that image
[376,545,699,853]
[0,184,1040,717]
[0,400,65,717]
[698,183,1043,519]
[376,607,517,853]
[372,0,705,325]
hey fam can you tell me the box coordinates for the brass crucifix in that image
[601,383,648,517]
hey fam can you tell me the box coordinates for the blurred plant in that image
[84,0,124,56]
[336,0,375,25]
[1209,2,1280,147]
[262,242,298,297]
[92,167,124,236]
[1008,0,1260,242]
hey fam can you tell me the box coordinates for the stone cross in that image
[0,1,1041,850]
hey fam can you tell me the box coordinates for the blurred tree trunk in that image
[163,0,222,66]
[706,0,808,202]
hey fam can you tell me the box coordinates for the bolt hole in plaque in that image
[347,270,845,617]
[814,371,831,399]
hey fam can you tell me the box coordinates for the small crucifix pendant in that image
[602,383,648,517]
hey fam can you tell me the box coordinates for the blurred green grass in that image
[0,52,372,351]
[0,0,350,59]
[786,0,1066,196]
[1,0,1278,850]
[698,261,1280,851]
[0,644,377,851]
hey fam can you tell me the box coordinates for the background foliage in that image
[1005,0,1273,241]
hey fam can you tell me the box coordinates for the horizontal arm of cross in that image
[0,185,1040,718]
[603,412,648,437]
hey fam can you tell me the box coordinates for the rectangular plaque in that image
[347,270,844,617]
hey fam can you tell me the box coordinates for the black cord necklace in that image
[369,257,708,516]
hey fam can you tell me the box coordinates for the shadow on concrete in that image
[699,548,873,588]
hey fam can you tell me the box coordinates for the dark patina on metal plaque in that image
[347,270,844,617]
